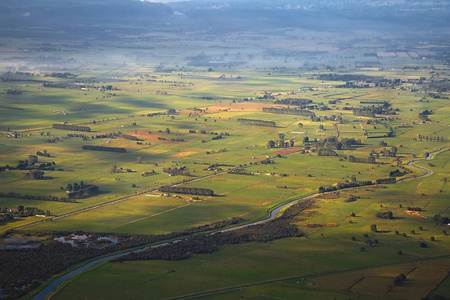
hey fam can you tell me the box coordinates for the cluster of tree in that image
[82,145,126,153]
[228,168,253,175]
[122,134,143,141]
[325,137,363,149]
[0,217,248,298]
[180,217,245,235]
[407,207,422,211]
[146,112,165,117]
[64,133,90,140]
[43,82,80,89]
[167,108,177,115]
[18,157,55,171]
[141,170,156,177]
[317,147,337,156]
[206,148,227,155]
[319,180,373,193]
[237,118,276,127]
[352,103,396,117]
[317,74,378,82]
[380,146,398,157]
[310,137,363,157]
[0,206,50,220]
[113,218,302,263]
[188,129,229,136]
[280,199,315,219]
[0,213,14,223]
[159,186,214,196]
[257,158,275,165]
[44,137,60,143]
[376,211,394,219]
[345,195,358,203]
[23,169,45,180]
[207,163,234,171]
[267,133,294,149]
[389,169,406,177]
[211,135,223,140]
[67,185,99,199]
[52,124,91,132]
[162,167,190,177]
[275,98,313,107]
[348,155,376,164]
[414,135,446,142]
[376,177,397,184]
[262,107,316,118]
[45,72,77,78]
[419,109,433,121]
[0,192,74,203]
[67,132,128,140]
[6,89,23,95]
[36,150,50,157]
[392,274,407,286]
[434,214,449,226]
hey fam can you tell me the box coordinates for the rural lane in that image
[31,147,449,300]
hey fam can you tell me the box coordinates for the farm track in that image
[30,147,449,300]
[14,171,226,231]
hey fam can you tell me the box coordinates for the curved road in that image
[32,147,449,300]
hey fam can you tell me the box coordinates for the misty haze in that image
[0,1,449,299]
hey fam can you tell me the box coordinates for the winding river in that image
[31,147,449,300]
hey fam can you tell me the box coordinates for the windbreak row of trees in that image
[82,145,126,153]
[159,186,214,196]
[275,98,313,106]
[319,180,374,193]
[376,178,397,184]
[237,118,276,127]
[52,124,91,132]
[0,192,75,203]
[262,107,316,118]
[348,155,376,164]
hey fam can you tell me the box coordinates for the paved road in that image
[31,147,449,300]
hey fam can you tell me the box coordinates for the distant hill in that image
[0,0,173,28]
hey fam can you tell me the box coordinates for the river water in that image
[31,147,449,300]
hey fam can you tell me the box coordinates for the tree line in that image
[0,192,75,203]
[0,218,246,299]
[52,124,91,132]
[159,186,214,196]
[113,219,302,262]
[319,180,373,193]
[162,167,190,177]
[112,200,315,263]
[237,118,276,127]
[275,98,313,106]
[0,206,50,224]
[376,178,397,184]
[262,107,316,118]
[66,183,99,199]
[82,145,126,153]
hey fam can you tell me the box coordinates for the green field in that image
[1,29,450,300]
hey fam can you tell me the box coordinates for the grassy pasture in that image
[1,60,449,299]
